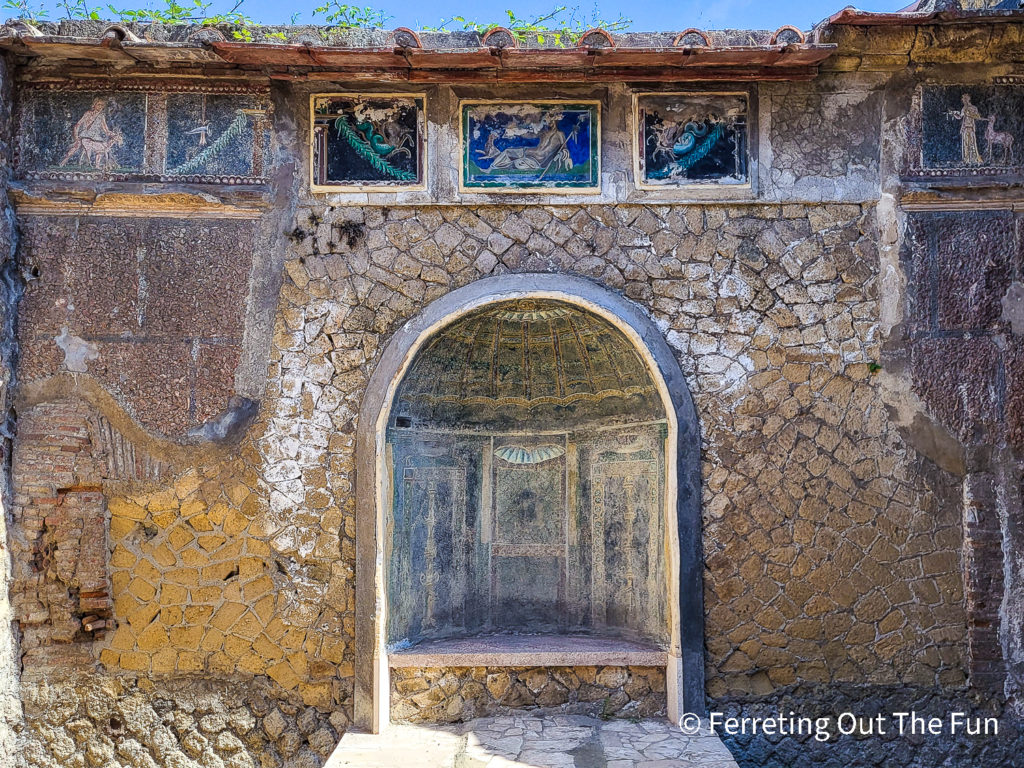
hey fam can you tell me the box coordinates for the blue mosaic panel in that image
[461,101,600,192]
[636,92,748,187]
[312,94,426,190]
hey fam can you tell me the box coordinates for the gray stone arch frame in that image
[353,273,704,731]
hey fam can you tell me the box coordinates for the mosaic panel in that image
[460,101,600,192]
[311,93,426,192]
[635,92,749,187]
[910,81,1024,178]
[16,83,272,184]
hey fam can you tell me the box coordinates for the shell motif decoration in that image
[494,444,566,465]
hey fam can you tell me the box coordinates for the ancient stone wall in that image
[5,17,1024,768]
[390,665,666,723]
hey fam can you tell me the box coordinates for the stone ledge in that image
[389,635,668,668]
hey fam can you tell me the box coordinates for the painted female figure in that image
[948,93,984,166]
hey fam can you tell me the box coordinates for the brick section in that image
[11,402,113,671]
[961,473,1005,692]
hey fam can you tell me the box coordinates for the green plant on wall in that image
[428,4,631,46]
[2,1,632,44]
[310,1,389,28]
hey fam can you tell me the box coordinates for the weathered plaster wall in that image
[0,47,23,768]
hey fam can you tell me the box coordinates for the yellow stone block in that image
[136,623,170,652]
[111,571,132,594]
[202,561,237,581]
[113,593,138,618]
[120,652,150,672]
[152,509,178,530]
[238,556,265,580]
[267,660,300,690]
[281,628,305,651]
[99,649,120,668]
[243,576,274,603]
[110,545,137,569]
[264,618,288,641]
[110,626,137,651]
[109,497,147,521]
[252,594,276,625]
[287,651,308,677]
[182,499,208,521]
[135,558,161,583]
[247,539,271,557]
[167,568,199,586]
[160,584,188,605]
[192,586,223,604]
[241,494,262,519]
[222,582,242,602]
[127,602,160,629]
[170,625,204,650]
[180,549,207,567]
[147,488,179,512]
[211,602,247,631]
[233,612,263,641]
[321,637,346,664]
[159,606,183,626]
[167,525,195,551]
[223,509,250,536]
[198,535,227,552]
[175,471,203,500]
[128,578,156,602]
[200,627,225,652]
[239,653,269,676]
[185,605,214,624]
[177,651,206,672]
[224,634,250,659]
[252,634,284,661]
[226,483,249,506]
[187,512,214,533]
[150,544,177,567]
[109,517,137,541]
[218,540,244,561]
[299,682,333,709]
[207,502,230,526]
[151,647,178,674]
[209,652,234,675]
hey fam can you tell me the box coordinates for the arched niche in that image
[354,274,703,731]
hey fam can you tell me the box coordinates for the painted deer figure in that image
[984,115,1014,165]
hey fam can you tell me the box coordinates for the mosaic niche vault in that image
[311,93,426,191]
[385,300,669,649]
[16,83,273,183]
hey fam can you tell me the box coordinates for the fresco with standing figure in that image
[916,83,1023,176]
[16,83,272,183]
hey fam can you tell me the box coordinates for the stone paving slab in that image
[326,715,739,768]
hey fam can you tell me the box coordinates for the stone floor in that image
[325,714,739,767]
